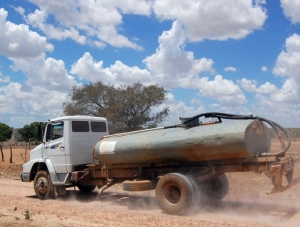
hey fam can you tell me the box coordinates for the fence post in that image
[0,145,4,162]
[10,143,13,163]
[25,143,27,162]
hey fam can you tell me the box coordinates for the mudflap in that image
[267,156,299,194]
[267,177,300,195]
[54,185,67,196]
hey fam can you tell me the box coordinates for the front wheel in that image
[33,170,54,199]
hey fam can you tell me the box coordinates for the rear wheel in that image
[33,170,54,199]
[185,175,200,209]
[77,185,96,193]
[156,173,195,215]
[199,173,229,201]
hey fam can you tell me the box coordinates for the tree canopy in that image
[0,122,12,142]
[63,82,169,134]
[18,122,41,142]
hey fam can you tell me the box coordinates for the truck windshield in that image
[45,122,64,141]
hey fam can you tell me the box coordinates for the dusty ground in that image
[0,140,300,227]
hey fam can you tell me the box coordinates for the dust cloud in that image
[189,194,300,227]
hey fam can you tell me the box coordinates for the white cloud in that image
[256,82,277,94]
[198,75,247,106]
[273,33,300,84]
[153,0,267,41]
[238,78,277,94]
[25,8,87,45]
[1,82,67,112]
[271,77,299,103]
[251,33,300,125]
[72,25,246,108]
[70,52,152,85]
[13,6,25,15]
[113,0,152,15]
[238,78,257,92]
[253,93,283,117]
[2,1,297,129]
[261,66,268,71]
[23,0,150,49]
[253,92,299,127]
[0,8,53,59]
[271,33,300,106]
[71,53,246,110]
[19,0,267,49]
[11,54,77,92]
[70,52,110,82]
[0,72,10,83]
[0,82,69,127]
[109,61,153,85]
[0,8,76,127]
[190,98,202,106]
[92,40,106,49]
[143,21,215,89]
[281,0,300,23]
[224,66,237,72]
[154,93,206,126]
[0,94,5,110]
[158,92,252,126]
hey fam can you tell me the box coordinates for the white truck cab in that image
[21,115,108,198]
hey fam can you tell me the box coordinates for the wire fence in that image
[0,142,35,163]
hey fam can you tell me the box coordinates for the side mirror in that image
[37,122,45,143]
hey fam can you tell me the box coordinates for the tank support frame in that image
[80,155,299,195]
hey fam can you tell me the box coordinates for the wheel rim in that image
[164,184,181,204]
[36,176,48,195]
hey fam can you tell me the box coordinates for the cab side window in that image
[72,121,89,132]
[45,122,64,141]
[91,121,107,132]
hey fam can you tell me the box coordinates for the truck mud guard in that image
[44,159,70,185]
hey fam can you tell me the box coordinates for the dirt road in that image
[0,141,300,227]
[1,175,300,227]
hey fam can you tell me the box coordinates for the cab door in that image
[42,121,67,173]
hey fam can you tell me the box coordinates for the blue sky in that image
[0,0,300,129]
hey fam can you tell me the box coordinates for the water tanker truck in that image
[21,112,300,215]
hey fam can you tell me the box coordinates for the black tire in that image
[156,173,195,215]
[123,180,156,191]
[185,175,200,209]
[33,170,54,199]
[77,185,96,193]
[199,173,229,201]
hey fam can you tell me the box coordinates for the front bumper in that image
[20,173,30,182]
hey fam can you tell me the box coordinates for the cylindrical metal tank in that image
[94,119,271,165]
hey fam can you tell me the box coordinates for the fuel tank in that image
[94,119,271,165]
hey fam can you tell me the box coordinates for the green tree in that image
[0,122,13,143]
[18,122,41,142]
[63,82,169,134]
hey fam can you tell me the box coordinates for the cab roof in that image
[49,115,107,122]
